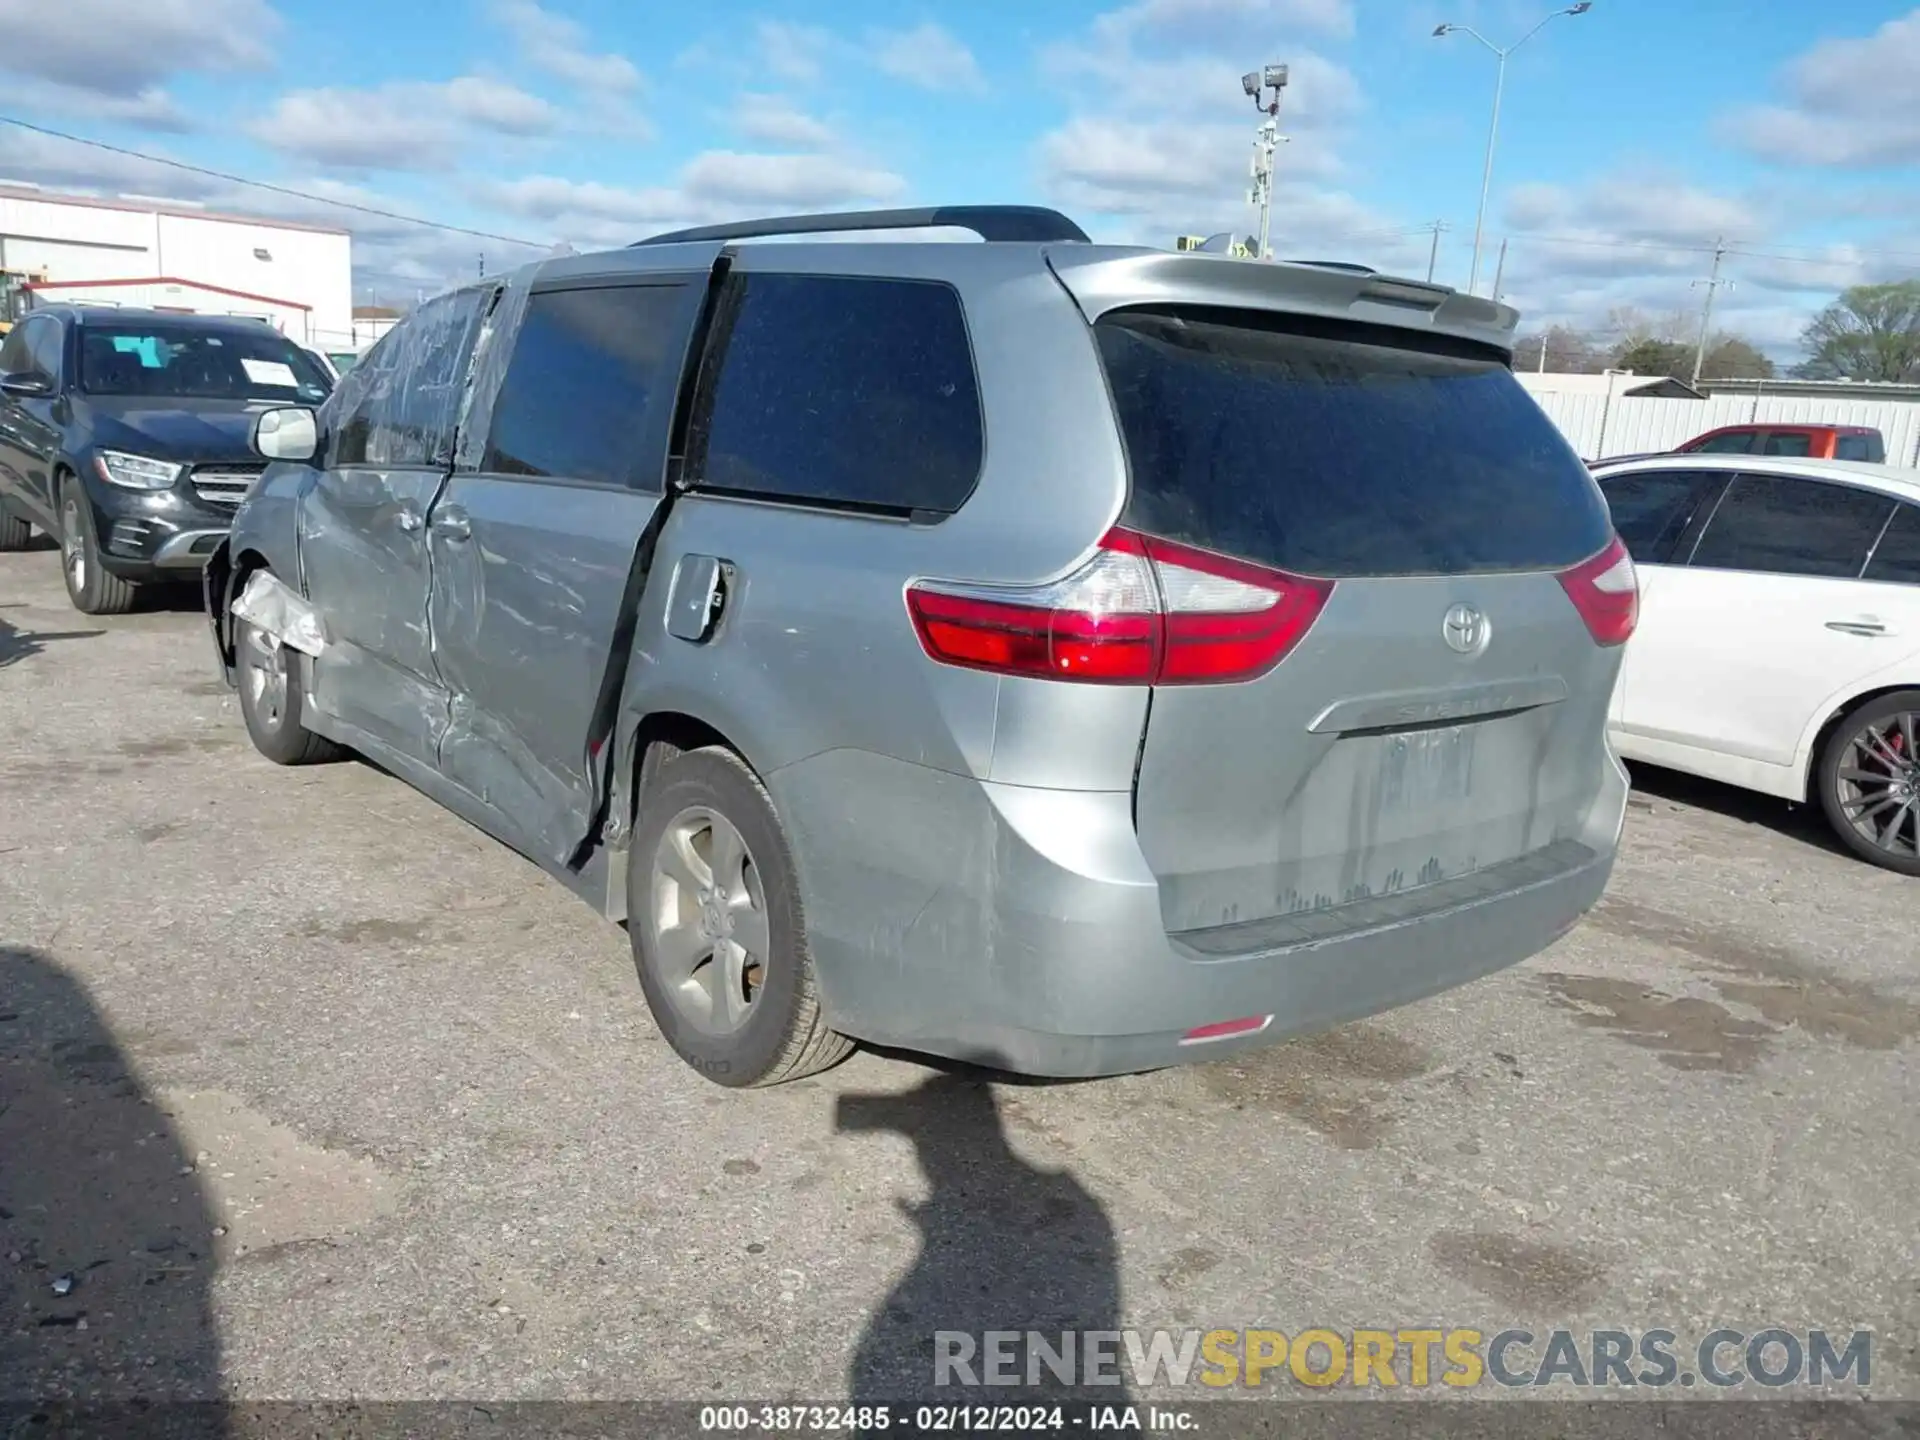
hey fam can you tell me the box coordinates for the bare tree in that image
[1796,281,1920,382]
[1512,323,1601,373]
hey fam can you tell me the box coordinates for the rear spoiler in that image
[1042,248,1519,355]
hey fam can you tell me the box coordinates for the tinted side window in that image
[1761,431,1813,457]
[335,288,487,468]
[1834,434,1879,462]
[691,274,983,513]
[1864,503,1920,585]
[482,283,687,489]
[27,319,63,382]
[1689,431,1756,454]
[1597,470,1715,563]
[1689,475,1893,579]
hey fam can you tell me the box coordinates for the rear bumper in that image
[914,838,1609,1078]
[772,752,1624,1079]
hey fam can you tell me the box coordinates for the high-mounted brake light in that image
[1557,534,1638,647]
[906,528,1333,685]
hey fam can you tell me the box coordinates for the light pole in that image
[1240,64,1289,259]
[1434,3,1590,296]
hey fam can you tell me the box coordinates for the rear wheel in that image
[1817,690,1920,876]
[236,617,345,765]
[628,746,852,1087]
[0,507,29,551]
[59,478,136,616]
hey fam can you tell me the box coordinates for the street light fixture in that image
[1434,3,1592,296]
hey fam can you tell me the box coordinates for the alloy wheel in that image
[1832,709,1920,863]
[646,806,769,1037]
[61,498,86,594]
[241,625,288,729]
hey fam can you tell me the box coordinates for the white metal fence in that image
[1525,391,1920,468]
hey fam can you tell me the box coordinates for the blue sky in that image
[1,0,1917,357]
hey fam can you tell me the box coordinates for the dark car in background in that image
[0,305,333,614]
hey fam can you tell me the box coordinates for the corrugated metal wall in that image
[1526,391,1920,468]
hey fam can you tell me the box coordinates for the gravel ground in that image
[3,543,1917,1419]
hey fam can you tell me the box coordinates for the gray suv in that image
[203,205,1636,1088]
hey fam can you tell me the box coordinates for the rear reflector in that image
[1557,534,1638,647]
[906,528,1332,685]
[1180,1015,1273,1044]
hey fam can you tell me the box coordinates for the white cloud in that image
[479,150,909,249]
[0,125,224,200]
[441,76,562,134]
[732,94,837,150]
[1477,169,1920,362]
[248,79,561,172]
[680,151,905,208]
[754,21,839,85]
[0,0,277,94]
[0,75,194,131]
[1504,175,1764,248]
[490,0,643,96]
[0,124,548,309]
[1034,0,1361,243]
[871,22,985,93]
[1721,9,1920,168]
[1041,115,1339,220]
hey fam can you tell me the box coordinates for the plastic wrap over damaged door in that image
[452,271,534,473]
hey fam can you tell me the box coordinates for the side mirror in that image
[0,371,52,397]
[253,406,319,463]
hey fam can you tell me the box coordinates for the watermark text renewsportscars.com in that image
[933,1328,1872,1390]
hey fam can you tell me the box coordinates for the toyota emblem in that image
[1442,603,1489,655]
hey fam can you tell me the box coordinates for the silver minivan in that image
[204,206,1635,1087]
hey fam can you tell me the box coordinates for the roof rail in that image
[632,205,1091,248]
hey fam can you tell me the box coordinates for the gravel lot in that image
[3,542,1918,1413]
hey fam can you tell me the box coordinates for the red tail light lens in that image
[906,528,1332,685]
[1557,534,1638,647]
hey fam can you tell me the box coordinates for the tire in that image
[628,745,853,1088]
[58,476,136,616]
[0,507,29,551]
[235,616,346,766]
[1816,689,1920,877]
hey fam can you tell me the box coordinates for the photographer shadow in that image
[840,1072,1134,1427]
[0,945,227,1435]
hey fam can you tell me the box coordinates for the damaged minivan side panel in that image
[424,266,721,869]
[295,286,494,769]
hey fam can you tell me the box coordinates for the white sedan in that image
[1590,453,1920,875]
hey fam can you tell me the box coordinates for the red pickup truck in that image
[1589,423,1887,468]
[1674,423,1885,462]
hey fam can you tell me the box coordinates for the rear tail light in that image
[1557,534,1638,647]
[906,528,1333,685]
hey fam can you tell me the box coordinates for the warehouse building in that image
[0,183,353,349]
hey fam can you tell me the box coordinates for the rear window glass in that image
[1096,309,1611,578]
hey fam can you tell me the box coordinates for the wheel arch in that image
[625,710,746,828]
[604,709,763,927]
[1800,681,1920,803]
